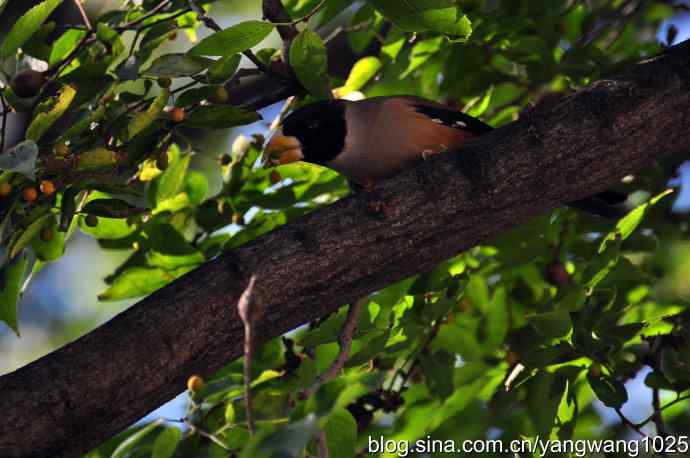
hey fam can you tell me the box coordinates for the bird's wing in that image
[397,96,494,135]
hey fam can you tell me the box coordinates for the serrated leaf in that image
[0,140,38,179]
[290,29,331,99]
[184,105,261,129]
[0,0,64,60]
[366,0,472,40]
[188,20,274,56]
[26,84,76,141]
[128,89,169,139]
[144,53,214,78]
[0,256,28,335]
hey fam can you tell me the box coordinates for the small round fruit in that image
[171,107,185,123]
[40,226,53,242]
[22,187,38,203]
[156,150,169,170]
[187,375,204,392]
[85,214,99,227]
[545,261,570,288]
[588,364,602,377]
[212,86,229,103]
[270,170,282,184]
[10,69,46,98]
[54,142,69,157]
[167,31,178,41]
[40,180,56,196]
[220,153,232,165]
[0,182,12,197]
[232,212,244,225]
[157,77,172,89]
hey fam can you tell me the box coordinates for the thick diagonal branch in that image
[1,41,689,458]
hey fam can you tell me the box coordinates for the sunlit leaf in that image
[0,0,64,59]
[290,29,330,99]
[188,20,274,56]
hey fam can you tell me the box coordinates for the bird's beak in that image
[263,131,304,167]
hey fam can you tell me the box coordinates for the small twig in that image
[238,275,261,435]
[118,0,172,31]
[48,34,96,76]
[635,393,690,428]
[262,0,299,43]
[303,297,367,398]
[652,387,668,455]
[318,430,330,458]
[615,408,647,437]
[0,91,7,154]
[183,418,230,450]
[72,0,92,30]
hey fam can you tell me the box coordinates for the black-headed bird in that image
[264,95,625,217]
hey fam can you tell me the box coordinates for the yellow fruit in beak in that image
[264,134,304,166]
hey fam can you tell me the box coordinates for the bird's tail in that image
[568,190,628,219]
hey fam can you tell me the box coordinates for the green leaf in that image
[0,256,28,335]
[185,170,208,206]
[184,105,261,129]
[144,53,214,78]
[98,266,190,301]
[418,349,455,399]
[128,89,169,139]
[341,57,382,94]
[485,287,508,350]
[400,36,444,78]
[465,274,489,312]
[31,215,64,261]
[9,211,54,259]
[188,20,275,56]
[153,147,190,205]
[79,215,137,240]
[0,0,64,60]
[366,0,472,40]
[151,427,181,458]
[26,84,76,141]
[599,189,673,252]
[0,140,38,179]
[527,371,567,437]
[111,419,165,458]
[348,5,383,54]
[208,54,241,83]
[323,409,357,458]
[289,29,331,99]
[588,373,628,408]
[146,224,204,269]
[77,147,118,170]
[528,310,572,339]
[49,29,86,66]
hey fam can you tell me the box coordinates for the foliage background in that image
[1,0,690,456]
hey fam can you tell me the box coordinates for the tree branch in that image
[1,40,690,458]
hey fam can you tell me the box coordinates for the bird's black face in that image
[280,100,347,165]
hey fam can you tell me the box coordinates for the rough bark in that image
[1,41,689,458]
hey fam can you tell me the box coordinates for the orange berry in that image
[171,107,185,123]
[232,212,244,225]
[187,375,204,392]
[167,31,178,41]
[40,180,56,196]
[0,182,12,197]
[212,86,229,103]
[22,187,38,203]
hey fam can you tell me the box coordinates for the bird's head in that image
[264,99,347,167]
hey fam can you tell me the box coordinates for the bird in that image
[264,95,626,218]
